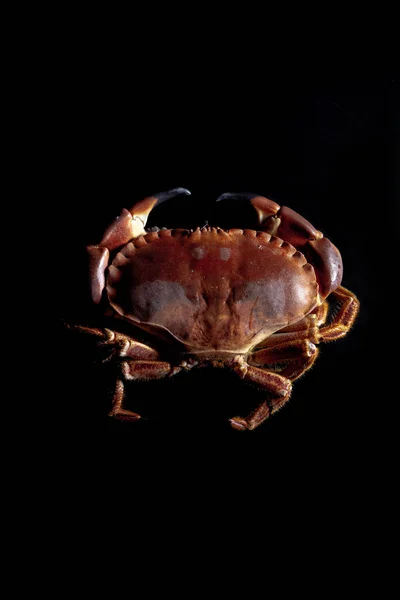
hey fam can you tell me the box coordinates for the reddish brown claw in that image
[217,192,280,224]
[229,193,344,299]
[86,188,191,303]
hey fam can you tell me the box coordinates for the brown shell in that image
[106,228,319,353]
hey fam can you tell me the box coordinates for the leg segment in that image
[108,379,141,421]
[249,339,318,381]
[122,360,180,380]
[278,302,329,332]
[319,286,359,341]
[66,324,161,360]
[109,361,181,421]
[257,312,322,350]
[229,361,292,431]
[67,324,182,421]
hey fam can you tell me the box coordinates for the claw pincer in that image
[217,192,343,299]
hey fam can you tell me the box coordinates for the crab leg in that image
[278,303,329,331]
[249,339,319,381]
[109,361,181,421]
[122,360,180,380]
[109,379,141,421]
[88,188,191,303]
[253,313,322,351]
[319,286,359,341]
[67,324,182,420]
[66,324,161,360]
[229,361,292,431]
[249,302,327,350]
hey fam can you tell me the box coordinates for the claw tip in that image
[172,187,191,196]
[216,192,258,203]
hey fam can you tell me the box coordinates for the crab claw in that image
[303,237,343,298]
[98,188,191,249]
[88,188,191,304]
[127,187,191,237]
[218,192,342,299]
[216,192,280,229]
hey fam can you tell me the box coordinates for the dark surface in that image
[51,73,397,486]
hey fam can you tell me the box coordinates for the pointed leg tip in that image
[229,418,249,431]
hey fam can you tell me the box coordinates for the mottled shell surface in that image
[106,228,319,353]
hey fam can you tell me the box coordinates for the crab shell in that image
[106,227,321,354]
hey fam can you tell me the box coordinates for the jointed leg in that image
[319,286,359,341]
[314,301,329,327]
[229,361,292,431]
[257,313,321,350]
[249,339,318,381]
[67,324,181,421]
[278,303,329,333]
[229,336,320,431]
[109,379,141,421]
[66,324,161,360]
[109,360,181,421]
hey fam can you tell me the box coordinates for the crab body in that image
[72,189,359,430]
[107,228,319,354]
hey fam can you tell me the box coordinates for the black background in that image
[51,69,397,494]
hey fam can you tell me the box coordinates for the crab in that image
[71,188,359,430]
